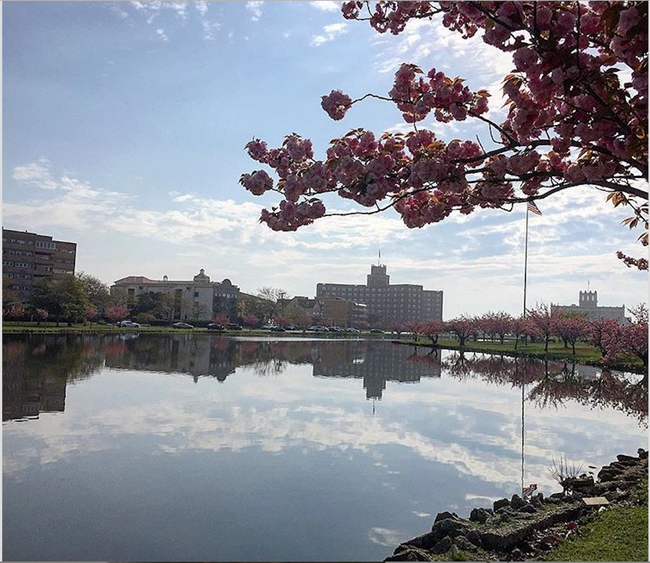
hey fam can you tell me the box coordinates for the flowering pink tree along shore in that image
[241,1,648,269]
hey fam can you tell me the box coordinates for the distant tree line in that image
[403,303,648,368]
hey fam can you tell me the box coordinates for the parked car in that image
[172,322,194,329]
[207,323,224,330]
[228,323,243,330]
[370,328,385,334]
[261,324,277,330]
[116,320,140,328]
[308,325,329,332]
[346,328,360,333]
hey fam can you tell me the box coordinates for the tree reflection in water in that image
[3,335,646,428]
[443,351,647,427]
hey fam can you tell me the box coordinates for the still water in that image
[3,333,647,561]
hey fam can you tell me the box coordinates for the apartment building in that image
[111,269,240,322]
[316,263,443,325]
[551,290,627,323]
[2,228,77,304]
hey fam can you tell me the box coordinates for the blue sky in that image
[3,1,647,319]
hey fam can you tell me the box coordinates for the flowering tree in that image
[85,304,98,327]
[595,304,648,366]
[33,308,49,325]
[444,315,476,346]
[511,314,538,349]
[421,320,444,344]
[3,303,25,320]
[403,321,423,341]
[242,314,260,329]
[478,311,514,343]
[620,320,649,367]
[587,316,622,358]
[617,303,648,366]
[213,314,230,328]
[275,315,293,328]
[241,1,648,268]
[106,305,130,324]
[554,313,589,354]
[527,303,561,351]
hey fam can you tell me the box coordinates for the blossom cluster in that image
[241,0,647,253]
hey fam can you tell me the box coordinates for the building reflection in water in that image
[312,340,441,399]
[2,334,104,421]
[3,334,646,426]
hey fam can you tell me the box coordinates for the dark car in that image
[207,323,224,330]
[228,323,243,330]
[370,328,385,334]
[172,322,194,329]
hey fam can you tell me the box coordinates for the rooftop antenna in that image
[378,248,382,266]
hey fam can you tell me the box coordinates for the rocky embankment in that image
[386,449,648,561]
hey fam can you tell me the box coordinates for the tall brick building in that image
[316,262,443,325]
[3,228,77,304]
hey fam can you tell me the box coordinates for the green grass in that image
[544,480,649,562]
[543,506,648,561]
[403,336,645,373]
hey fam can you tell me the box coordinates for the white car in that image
[116,320,140,328]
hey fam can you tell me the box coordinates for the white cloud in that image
[368,527,404,547]
[371,12,512,115]
[245,1,264,22]
[309,1,341,12]
[194,1,208,18]
[11,159,58,190]
[121,1,221,41]
[155,27,169,42]
[311,22,349,47]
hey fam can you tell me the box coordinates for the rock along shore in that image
[385,449,648,561]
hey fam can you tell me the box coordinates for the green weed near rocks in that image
[543,479,648,562]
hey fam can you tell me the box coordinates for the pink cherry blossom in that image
[321,90,352,120]
[241,1,648,268]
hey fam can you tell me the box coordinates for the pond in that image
[3,333,647,561]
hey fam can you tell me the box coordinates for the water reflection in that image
[3,335,647,562]
[3,334,104,421]
[443,350,647,427]
[3,335,647,427]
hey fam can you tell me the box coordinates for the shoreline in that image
[385,450,648,561]
[3,327,644,374]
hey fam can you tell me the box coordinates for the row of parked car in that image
[115,320,196,329]
[116,321,381,333]
[306,325,362,333]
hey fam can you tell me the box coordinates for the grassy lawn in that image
[405,337,644,373]
[543,507,648,561]
[544,481,649,562]
[441,338,601,361]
